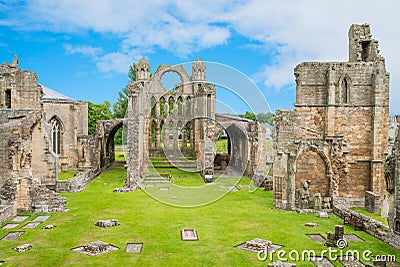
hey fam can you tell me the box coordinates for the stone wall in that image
[56,168,101,192]
[273,24,389,210]
[333,204,400,250]
[0,205,14,224]
[0,56,43,110]
[43,100,88,170]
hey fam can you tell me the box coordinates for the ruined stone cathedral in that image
[273,24,389,210]
[0,23,398,243]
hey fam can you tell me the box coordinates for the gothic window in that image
[340,77,350,104]
[49,117,62,154]
[5,89,11,108]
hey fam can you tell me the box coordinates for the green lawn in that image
[1,167,399,266]
[352,208,389,226]
[58,170,79,180]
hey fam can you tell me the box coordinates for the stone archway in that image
[295,147,331,198]
[96,119,125,168]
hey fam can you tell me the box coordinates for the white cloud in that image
[64,44,103,58]
[2,0,400,113]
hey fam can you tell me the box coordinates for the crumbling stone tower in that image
[273,24,389,209]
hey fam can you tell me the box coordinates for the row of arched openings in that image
[150,95,191,118]
[148,120,193,150]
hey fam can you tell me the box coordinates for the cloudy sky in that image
[0,0,399,115]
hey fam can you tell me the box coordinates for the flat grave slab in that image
[11,216,29,223]
[159,187,169,191]
[181,228,198,241]
[125,243,143,253]
[318,212,329,218]
[338,256,365,267]
[310,256,335,267]
[344,234,364,242]
[2,224,19,229]
[1,231,24,241]
[72,240,119,256]
[22,222,41,229]
[307,234,326,243]
[236,238,282,254]
[33,215,51,222]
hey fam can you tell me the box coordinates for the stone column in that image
[155,122,161,149]
[182,126,187,148]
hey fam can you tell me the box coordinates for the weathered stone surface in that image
[72,240,119,256]
[125,58,266,188]
[12,244,32,252]
[273,24,389,210]
[95,219,119,228]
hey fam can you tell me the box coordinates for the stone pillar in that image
[326,66,336,136]
[182,126,187,148]
[287,154,296,210]
[155,122,161,149]
[126,83,145,190]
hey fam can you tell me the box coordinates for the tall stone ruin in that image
[273,24,389,209]
[125,58,267,189]
[0,57,66,221]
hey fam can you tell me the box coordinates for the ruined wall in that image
[0,56,42,110]
[43,101,88,170]
[273,24,389,210]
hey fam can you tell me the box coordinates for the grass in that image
[58,170,79,180]
[352,208,389,226]
[1,166,399,266]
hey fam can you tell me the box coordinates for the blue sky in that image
[1,0,399,115]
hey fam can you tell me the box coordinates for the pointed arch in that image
[150,96,156,118]
[177,96,183,116]
[49,116,63,155]
[159,97,165,117]
[338,75,351,104]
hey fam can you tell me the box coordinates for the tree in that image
[238,111,275,125]
[239,111,258,121]
[257,112,275,125]
[86,101,113,135]
[113,63,136,144]
[113,63,136,119]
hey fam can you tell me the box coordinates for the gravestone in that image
[23,222,41,229]
[2,231,24,240]
[314,193,322,210]
[365,191,380,214]
[95,219,119,228]
[11,216,29,223]
[2,224,19,229]
[181,228,198,241]
[33,215,51,222]
[72,240,119,256]
[12,244,32,252]
[125,243,143,253]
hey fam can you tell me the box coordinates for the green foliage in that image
[239,111,275,125]
[239,111,257,121]
[112,86,129,119]
[257,112,275,125]
[87,101,113,135]
[112,63,136,145]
